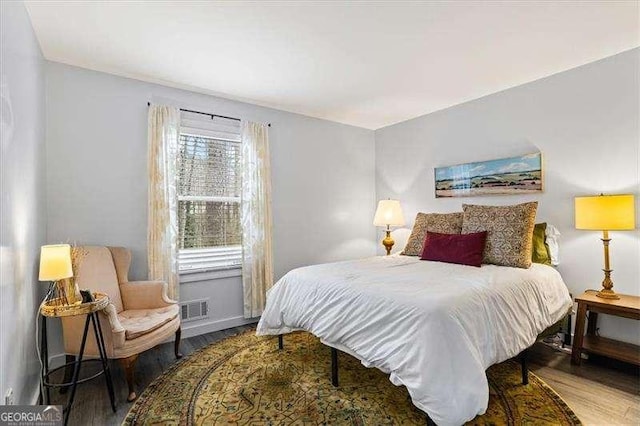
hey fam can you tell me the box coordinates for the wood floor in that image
[529,344,639,425]
[50,326,639,425]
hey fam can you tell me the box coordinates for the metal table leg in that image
[90,312,116,412]
[40,315,50,405]
[63,314,91,426]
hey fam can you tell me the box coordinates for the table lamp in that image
[575,194,635,299]
[39,244,79,305]
[373,199,405,255]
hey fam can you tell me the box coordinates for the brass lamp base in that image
[596,288,620,300]
[382,229,394,256]
[596,269,620,300]
[596,231,620,300]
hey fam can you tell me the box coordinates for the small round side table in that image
[39,292,116,425]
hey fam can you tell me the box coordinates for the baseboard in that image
[29,381,41,405]
[47,353,67,370]
[181,315,257,339]
[46,316,258,367]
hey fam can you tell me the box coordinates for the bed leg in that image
[278,334,283,350]
[520,347,529,385]
[331,347,339,387]
[563,313,572,347]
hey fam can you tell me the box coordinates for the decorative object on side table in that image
[575,194,635,299]
[373,199,405,255]
[571,290,639,366]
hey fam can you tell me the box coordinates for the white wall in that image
[0,1,47,405]
[45,62,376,341]
[41,28,638,356]
[376,48,640,344]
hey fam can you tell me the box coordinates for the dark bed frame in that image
[277,335,343,387]
[275,314,567,426]
[278,334,529,387]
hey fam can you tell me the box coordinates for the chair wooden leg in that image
[119,354,138,402]
[175,327,183,359]
[59,355,76,394]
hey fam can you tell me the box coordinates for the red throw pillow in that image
[420,231,488,267]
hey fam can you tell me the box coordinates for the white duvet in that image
[256,255,572,425]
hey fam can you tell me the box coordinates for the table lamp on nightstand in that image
[575,194,636,300]
[373,199,405,255]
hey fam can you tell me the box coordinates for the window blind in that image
[177,112,242,272]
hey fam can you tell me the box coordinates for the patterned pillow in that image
[461,202,538,269]
[401,212,463,256]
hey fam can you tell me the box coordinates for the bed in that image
[256,254,572,425]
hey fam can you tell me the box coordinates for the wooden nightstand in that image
[571,290,640,366]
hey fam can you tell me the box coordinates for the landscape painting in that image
[435,152,543,198]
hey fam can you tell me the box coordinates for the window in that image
[177,114,242,273]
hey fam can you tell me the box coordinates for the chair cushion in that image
[118,305,180,340]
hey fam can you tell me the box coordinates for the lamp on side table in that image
[39,244,80,306]
[373,199,405,255]
[574,194,635,300]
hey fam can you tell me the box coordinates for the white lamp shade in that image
[39,244,73,281]
[373,200,405,227]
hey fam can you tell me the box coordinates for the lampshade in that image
[39,244,73,281]
[373,200,405,227]
[575,194,635,230]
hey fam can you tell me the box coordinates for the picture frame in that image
[434,152,543,198]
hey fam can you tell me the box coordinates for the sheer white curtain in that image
[241,121,274,318]
[147,104,180,300]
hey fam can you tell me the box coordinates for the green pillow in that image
[532,222,552,265]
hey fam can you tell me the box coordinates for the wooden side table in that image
[571,290,640,366]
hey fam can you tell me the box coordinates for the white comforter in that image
[256,255,572,425]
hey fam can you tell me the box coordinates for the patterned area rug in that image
[124,329,581,425]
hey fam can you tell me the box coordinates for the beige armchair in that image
[61,246,181,402]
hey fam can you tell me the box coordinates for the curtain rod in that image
[147,102,270,127]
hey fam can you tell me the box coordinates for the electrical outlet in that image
[4,388,14,405]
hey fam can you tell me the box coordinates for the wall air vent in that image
[180,299,209,322]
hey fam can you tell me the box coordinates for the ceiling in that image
[25,1,639,130]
